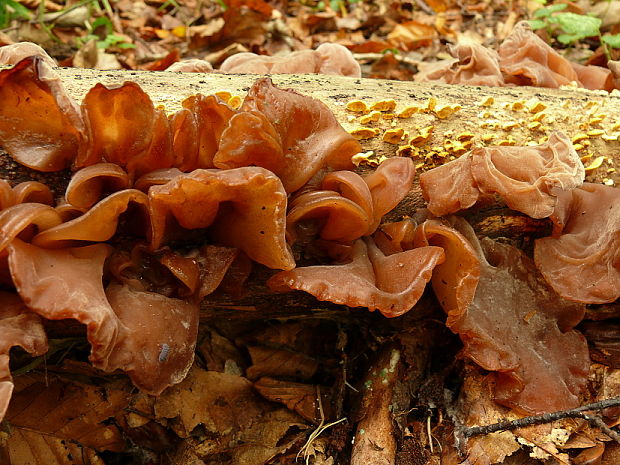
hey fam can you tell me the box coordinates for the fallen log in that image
[2,68,618,318]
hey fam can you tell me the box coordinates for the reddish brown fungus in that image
[79,82,174,175]
[373,219,416,255]
[499,22,580,88]
[415,43,504,86]
[104,283,199,393]
[286,190,371,244]
[32,189,150,248]
[363,157,415,232]
[180,94,236,169]
[0,56,85,171]
[0,42,57,67]
[148,167,294,270]
[65,163,131,208]
[220,50,321,74]
[268,237,444,318]
[534,183,620,304]
[0,203,63,253]
[420,132,584,218]
[7,239,198,395]
[219,43,361,77]
[11,181,53,206]
[447,220,589,414]
[0,292,48,423]
[166,59,214,73]
[215,78,361,192]
[413,217,480,319]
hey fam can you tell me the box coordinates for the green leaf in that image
[91,15,113,35]
[5,0,32,19]
[557,33,581,44]
[381,48,401,55]
[528,19,548,30]
[533,3,567,18]
[553,12,601,39]
[602,34,620,49]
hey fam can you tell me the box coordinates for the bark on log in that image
[1,68,619,320]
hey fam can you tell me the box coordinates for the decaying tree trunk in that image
[2,69,620,465]
[2,68,619,316]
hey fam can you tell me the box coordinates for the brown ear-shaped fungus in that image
[7,239,117,362]
[0,292,49,423]
[363,157,415,232]
[179,94,236,169]
[0,203,62,252]
[0,180,15,210]
[315,43,361,77]
[0,56,85,171]
[169,109,199,172]
[268,238,444,317]
[32,189,150,248]
[419,154,479,217]
[499,21,579,88]
[54,200,88,222]
[219,50,321,74]
[104,283,199,392]
[286,190,372,243]
[570,62,614,91]
[192,245,240,299]
[373,219,416,255]
[65,163,131,208]
[0,42,57,67]
[534,183,620,304]
[415,43,504,86]
[321,170,374,220]
[470,131,584,218]
[214,78,361,192]
[448,220,589,413]
[219,45,360,77]
[413,218,480,318]
[134,168,183,192]
[7,239,199,394]
[420,132,584,218]
[79,82,174,175]
[166,59,214,73]
[12,181,53,206]
[148,167,295,270]
[157,250,201,296]
[214,111,283,174]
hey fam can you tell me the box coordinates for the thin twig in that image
[461,397,620,444]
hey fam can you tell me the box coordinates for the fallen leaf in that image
[246,345,319,381]
[388,21,437,51]
[1,372,130,463]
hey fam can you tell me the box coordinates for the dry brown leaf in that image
[155,366,308,464]
[602,442,620,465]
[388,21,436,51]
[231,408,307,465]
[154,367,264,437]
[246,345,319,381]
[254,377,332,423]
[457,366,586,465]
[456,367,524,465]
[3,429,104,465]
[596,367,620,425]
[1,373,130,463]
